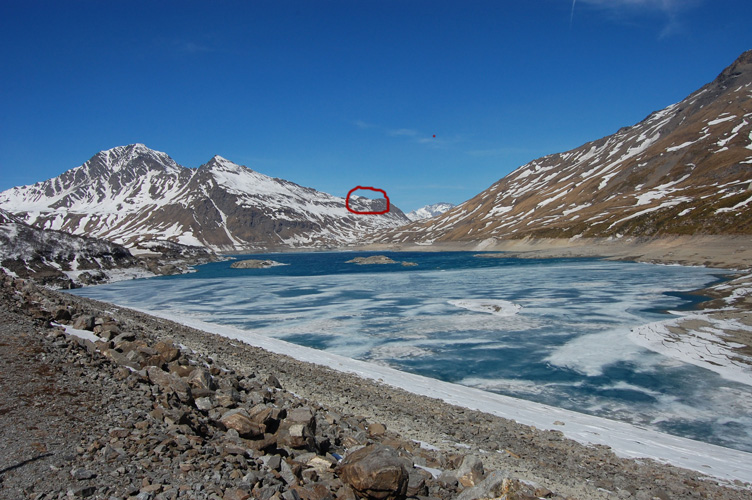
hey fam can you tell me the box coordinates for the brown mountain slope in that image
[374,51,752,245]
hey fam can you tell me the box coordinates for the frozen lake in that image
[69,251,752,454]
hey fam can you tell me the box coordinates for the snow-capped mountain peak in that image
[0,145,410,251]
[204,155,243,171]
[407,202,456,221]
[96,143,182,174]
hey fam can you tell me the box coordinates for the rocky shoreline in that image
[2,272,751,499]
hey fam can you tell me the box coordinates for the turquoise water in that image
[69,251,752,452]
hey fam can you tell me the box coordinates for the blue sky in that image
[1,1,750,212]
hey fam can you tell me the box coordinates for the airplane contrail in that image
[570,0,577,29]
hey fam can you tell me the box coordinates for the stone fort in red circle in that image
[345,186,390,215]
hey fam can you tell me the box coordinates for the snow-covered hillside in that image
[406,202,456,221]
[0,208,146,287]
[0,208,217,288]
[0,145,410,251]
[375,50,752,245]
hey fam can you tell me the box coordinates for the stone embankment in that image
[1,271,750,499]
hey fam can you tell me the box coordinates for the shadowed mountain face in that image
[0,208,137,287]
[375,51,752,245]
[0,145,410,251]
[0,208,216,288]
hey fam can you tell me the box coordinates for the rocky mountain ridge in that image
[374,50,752,246]
[0,144,410,252]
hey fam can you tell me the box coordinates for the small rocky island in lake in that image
[346,255,417,266]
[230,259,284,269]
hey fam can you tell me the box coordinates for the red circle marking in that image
[346,186,390,215]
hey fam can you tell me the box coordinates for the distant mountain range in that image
[374,50,752,245]
[0,145,410,251]
[3,52,751,259]
[406,202,456,221]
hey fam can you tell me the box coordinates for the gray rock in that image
[455,470,509,500]
[407,468,429,497]
[195,396,215,411]
[265,374,282,389]
[188,367,213,390]
[261,454,282,471]
[112,332,136,345]
[279,459,298,486]
[71,485,97,497]
[146,366,192,403]
[345,256,398,265]
[72,315,95,331]
[456,455,484,487]
[70,468,96,480]
[437,470,458,488]
[230,259,283,269]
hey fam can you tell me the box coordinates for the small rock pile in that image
[0,271,569,500]
[345,256,417,267]
[229,260,283,269]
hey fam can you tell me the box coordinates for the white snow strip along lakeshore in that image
[54,322,101,343]
[117,305,752,485]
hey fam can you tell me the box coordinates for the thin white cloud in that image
[387,128,420,137]
[575,0,703,37]
[353,120,374,129]
[354,120,448,147]
[578,0,693,11]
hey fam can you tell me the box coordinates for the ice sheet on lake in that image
[545,327,658,377]
[367,344,434,360]
[630,313,752,387]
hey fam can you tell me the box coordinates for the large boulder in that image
[338,444,409,500]
[153,340,180,363]
[220,409,265,438]
[72,315,95,331]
